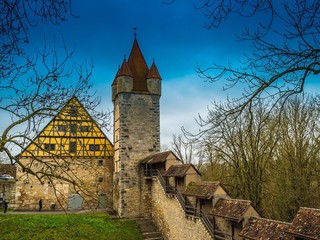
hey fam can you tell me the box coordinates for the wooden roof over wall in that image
[162,164,200,177]
[183,181,222,199]
[287,207,320,240]
[239,217,294,240]
[140,151,179,165]
[211,198,253,222]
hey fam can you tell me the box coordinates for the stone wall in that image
[114,93,160,218]
[151,178,212,240]
[0,180,15,207]
[14,157,113,210]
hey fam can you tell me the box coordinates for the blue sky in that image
[23,0,319,147]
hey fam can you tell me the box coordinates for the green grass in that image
[0,214,143,240]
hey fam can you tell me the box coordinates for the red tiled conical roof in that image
[128,39,149,91]
[118,59,133,77]
[147,61,162,80]
[112,59,133,86]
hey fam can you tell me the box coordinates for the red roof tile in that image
[140,151,178,164]
[239,217,294,240]
[118,59,133,77]
[162,164,201,177]
[183,181,221,199]
[147,61,162,80]
[211,198,252,222]
[287,207,320,240]
[128,39,149,92]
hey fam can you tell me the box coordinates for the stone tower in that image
[112,38,162,218]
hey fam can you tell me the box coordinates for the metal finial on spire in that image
[133,27,137,39]
[124,54,126,61]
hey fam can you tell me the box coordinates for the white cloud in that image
[160,74,226,147]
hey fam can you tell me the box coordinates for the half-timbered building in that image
[14,96,114,210]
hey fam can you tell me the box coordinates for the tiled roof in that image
[113,39,162,90]
[117,59,133,77]
[140,151,175,164]
[128,39,149,92]
[163,164,197,177]
[112,60,133,86]
[211,198,252,222]
[147,61,162,80]
[183,181,221,199]
[239,217,294,240]
[287,207,320,240]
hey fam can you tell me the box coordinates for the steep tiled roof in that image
[239,217,294,240]
[287,207,320,240]
[211,198,252,222]
[140,151,179,164]
[128,39,149,92]
[112,60,133,87]
[147,61,162,80]
[163,164,200,177]
[183,181,221,199]
[117,59,133,77]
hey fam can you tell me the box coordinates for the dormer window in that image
[44,144,55,151]
[57,125,67,132]
[80,126,90,132]
[70,124,77,134]
[69,106,78,117]
[89,144,100,151]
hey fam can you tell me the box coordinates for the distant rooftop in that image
[239,217,294,240]
[163,164,200,177]
[211,198,253,222]
[287,207,320,240]
[140,151,177,165]
[183,181,222,199]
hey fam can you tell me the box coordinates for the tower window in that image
[98,159,103,166]
[69,142,77,153]
[44,144,55,151]
[89,144,100,151]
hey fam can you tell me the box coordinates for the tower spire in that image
[133,27,137,39]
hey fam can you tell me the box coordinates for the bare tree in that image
[195,0,320,113]
[192,100,279,212]
[171,134,196,164]
[269,95,320,220]
[0,0,112,208]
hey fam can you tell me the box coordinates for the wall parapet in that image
[150,175,213,240]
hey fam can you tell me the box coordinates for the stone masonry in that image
[112,38,161,218]
[151,178,212,240]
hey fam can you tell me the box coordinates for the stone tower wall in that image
[114,92,160,217]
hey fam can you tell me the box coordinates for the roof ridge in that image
[250,216,291,225]
[117,59,133,77]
